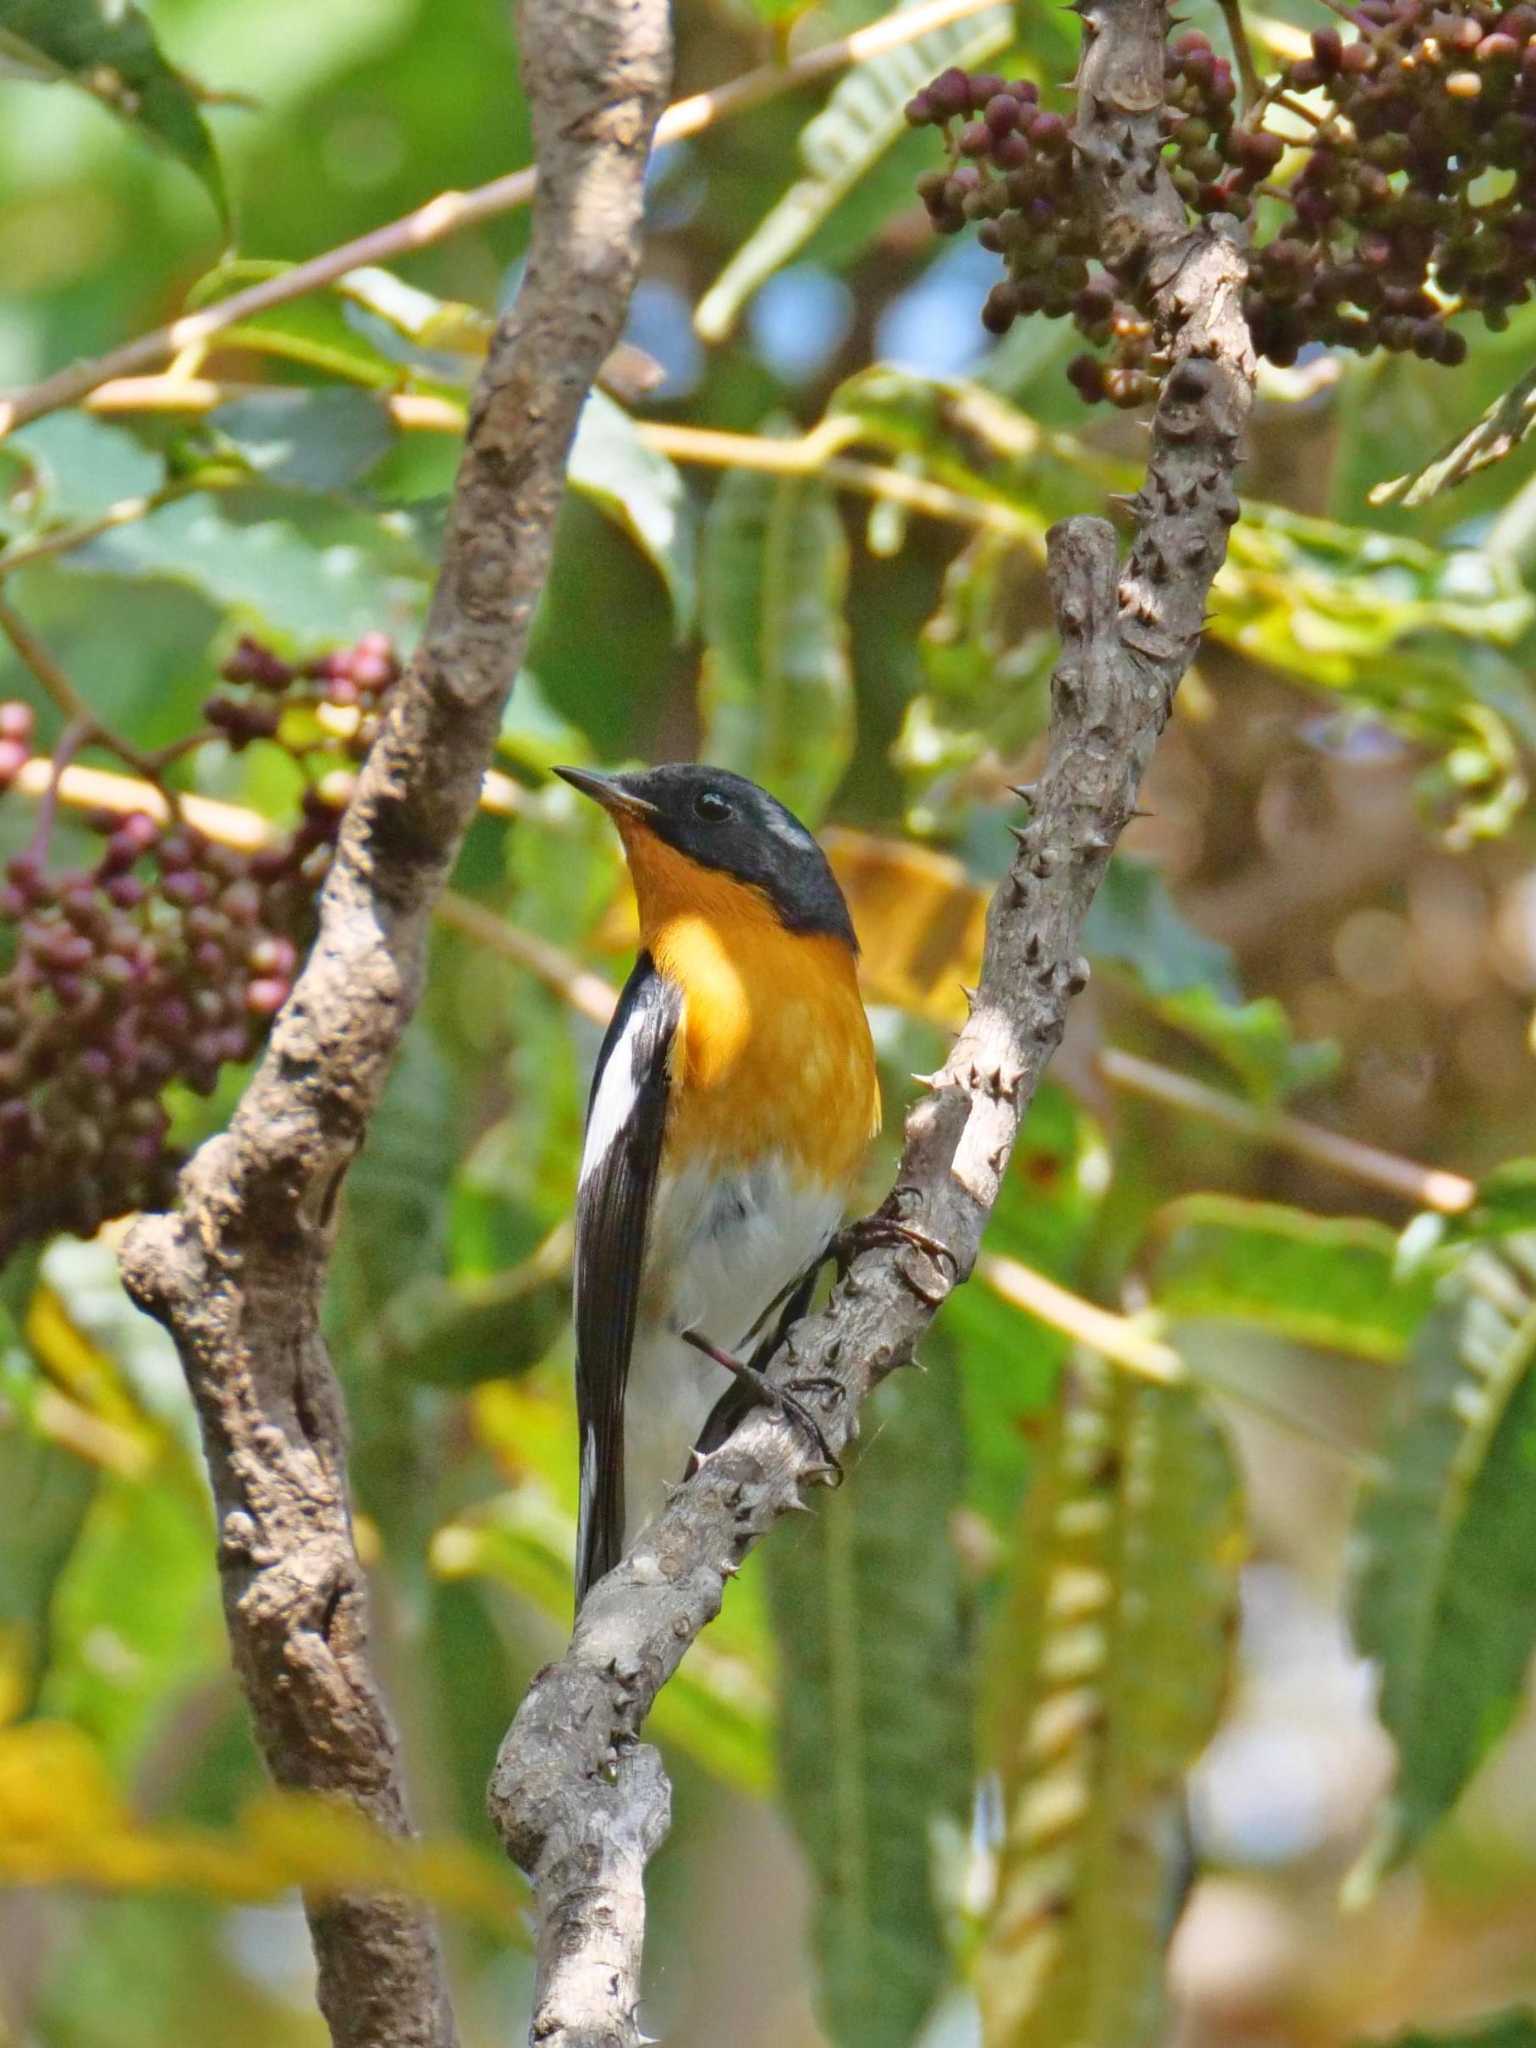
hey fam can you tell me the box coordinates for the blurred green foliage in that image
[5,1,1536,2046]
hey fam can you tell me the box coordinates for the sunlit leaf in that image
[1352,1235,1536,1878]
[61,486,432,641]
[0,1720,525,1925]
[695,2,1012,340]
[824,830,1327,1099]
[336,265,495,381]
[823,826,985,1025]
[812,365,1534,840]
[700,458,853,824]
[209,390,398,496]
[770,1361,972,2048]
[0,0,228,223]
[1371,362,1536,507]
[567,391,696,634]
[1150,1195,1430,1364]
[978,1359,1239,2048]
[6,413,164,533]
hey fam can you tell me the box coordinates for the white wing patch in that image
[578,1001,648,1189]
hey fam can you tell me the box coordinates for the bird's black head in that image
[553,762,856,948]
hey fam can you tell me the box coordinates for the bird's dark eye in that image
[693,789,732,823]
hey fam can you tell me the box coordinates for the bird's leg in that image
[834,1209,957,1276]
[681,1324,842,1477]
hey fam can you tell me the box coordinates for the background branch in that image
[0,0,996,440]
[485,0,1254,2038]
[111,4,672,2045]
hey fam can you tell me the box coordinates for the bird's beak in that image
[552,766,659,822]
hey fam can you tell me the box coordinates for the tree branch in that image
[486,2,1253,2038]
[113,5,672,2046]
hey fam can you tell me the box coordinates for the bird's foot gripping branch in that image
[487,5,1254,2042]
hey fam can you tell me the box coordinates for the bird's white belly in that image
[621,1155,842,1546]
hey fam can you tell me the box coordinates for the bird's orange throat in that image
[617,818,881,1190]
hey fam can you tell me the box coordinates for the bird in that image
[554,762,881,1607]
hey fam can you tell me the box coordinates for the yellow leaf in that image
[823,826,984,1025]
[0,1720,127,1841]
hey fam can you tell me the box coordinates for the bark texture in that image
[486,0,1254,2041]
[117,6,673,2045]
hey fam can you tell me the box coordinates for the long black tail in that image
[575,1400,626,1610]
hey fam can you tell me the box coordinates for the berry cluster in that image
[0,632,399,1254]
[909,0,1536,401]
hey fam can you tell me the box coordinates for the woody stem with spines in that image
[486,2,1254,2042]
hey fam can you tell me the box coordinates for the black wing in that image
[573,952,680,1606]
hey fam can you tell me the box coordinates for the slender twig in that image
[84,376,467,437]
[0,595,166,786]
[0,0,1001,442]
[981,1252,1184,1382]
[1099,1047,1476,1213]
[112,4,674,2045]
[0,480,208,581]
[0,598,98,729]
[435,889,617,1026]
[9,755,277,846]
[644,421,1041,536]
[1214,0,1265,108]
[23,718,90,863]
[76,381,1045,542]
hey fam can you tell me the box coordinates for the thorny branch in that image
[486,0,1254,2041]
[114,4,672,2046]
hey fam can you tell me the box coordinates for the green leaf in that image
[945,1082,1103,1532]
[0,0,227,224]
[1370,362,1536,507]
[1150,985,1338,1106]
[767,1361,972,2048]
[64,485,433,641]
[1085,860,1243,1007]
[372,1260,569,1388]
[38,1475,221,1770]
[1352,1235,1536,1876]
[695,2,1013,341]
[700,458,853,824]
[1213,505,1534,838]
[1435,1160,1536,1246]
[978,1360,1239,2048]
[1150,1195,1431,1364]
[336,265,495,383]
[0,1377,95,1720]
[1079,859,1333,1103]
[1219,504,1532,669]
[8,412,164,531]
[210,390,399,495]
[1370,2016,1536,2048]
[566,391,696,634]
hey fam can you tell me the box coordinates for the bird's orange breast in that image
[619,822,880,1191]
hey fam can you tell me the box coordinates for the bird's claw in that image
[835,1214,957,1277]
